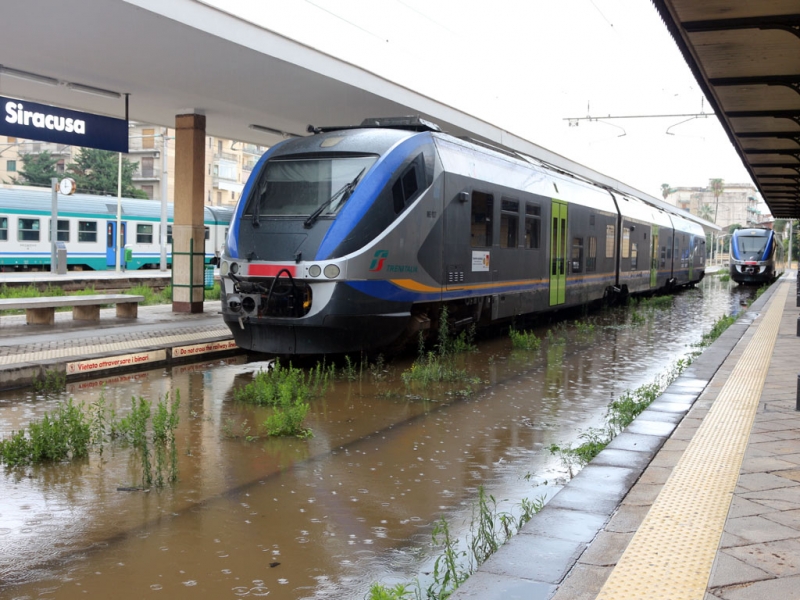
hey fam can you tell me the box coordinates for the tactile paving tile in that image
[595,280,789,600]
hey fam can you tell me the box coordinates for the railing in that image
[132,165,161,180]
[16,142,71,156]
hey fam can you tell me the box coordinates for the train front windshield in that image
[736,235,768,257]
[245,156,377,217]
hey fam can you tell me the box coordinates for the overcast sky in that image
[210,0,753,201]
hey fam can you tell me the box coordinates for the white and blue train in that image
[219,117,708,355]
[0,186,232,271]
[729,227,784,284]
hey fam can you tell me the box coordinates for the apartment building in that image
[664,182,766,230]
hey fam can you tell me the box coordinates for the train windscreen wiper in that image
[303,168,366,229]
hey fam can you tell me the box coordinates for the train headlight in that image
[308,264,321,278]
[230,262,240,275]
[323,264,340,279]
[220,261,230,277]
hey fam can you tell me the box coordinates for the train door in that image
[650,225,659,288]
[549,200,568,306]
[106,221,128,269]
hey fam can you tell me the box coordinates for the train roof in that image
[302,116,719,233]
[0,186,233,223]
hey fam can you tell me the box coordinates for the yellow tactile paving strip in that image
[595,280,790,600]
[0,327,232,366]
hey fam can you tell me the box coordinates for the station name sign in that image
[0,95,128,153]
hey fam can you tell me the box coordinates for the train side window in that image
[630,242,638,270]
[392,155,423,214]
[137,224,154,244]
[0,216,8,241]
[571,237,584,272]
[205,226,210,240]
[524,203,540,249]
[622,227,630,258]
[605,225,615,258]
[660,245,667,268]
[587,236,597,272]
[167,225,173,245]
[500,198,518,248]
[49,219,69,242]
[78,221,97,243]
[470,192,494,248]
[18,218,40,242]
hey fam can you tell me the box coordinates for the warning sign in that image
[172,339,238,358]
[67,350,166,375]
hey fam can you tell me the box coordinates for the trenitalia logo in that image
[369,250,388,271]
[5,101,86,134]
[0,95,128,153]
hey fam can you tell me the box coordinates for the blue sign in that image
[0,96,128,153]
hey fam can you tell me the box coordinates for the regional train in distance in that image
[729,227,784,285]
[219,116,707,355]
[0,187,232,271]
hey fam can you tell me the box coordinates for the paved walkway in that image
[453,273,800,600]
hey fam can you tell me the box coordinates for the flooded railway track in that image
[0,276,757,598]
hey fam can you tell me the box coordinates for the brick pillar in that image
[172,113,206,313]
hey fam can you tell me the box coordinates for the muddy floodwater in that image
[0,276,758,599]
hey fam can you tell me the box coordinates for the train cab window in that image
[78,221,97,243]
[49,219,69,242]
[137,224,154,244]
[622,227,630,258]
[0,216,8,241]
[630,242,638,270]
[392,156,423,214]
[500,198,519,248]
[587,237,597,272]
[470,192,494,248]
[571,237,584,272]
[18,218,40,242]
[524,203,541,249]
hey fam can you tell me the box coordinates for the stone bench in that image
[0,294,146,325]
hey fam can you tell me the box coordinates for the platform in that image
[453,272,800,600]
[0,299,237,391]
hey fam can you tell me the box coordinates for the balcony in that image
[16,142,72,156]
[214,151,238,162]
[131,165,161,181]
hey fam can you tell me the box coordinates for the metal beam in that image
[682,14,800,39]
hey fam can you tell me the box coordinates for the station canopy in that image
[654,0,800,218]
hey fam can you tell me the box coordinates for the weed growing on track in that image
[550,357,693,475]
[32,368,66,395]
[368,486,545,599]
[1,391,182,489]
[233,360,333,438]
[509,326,541,351]
[401,306,480,387]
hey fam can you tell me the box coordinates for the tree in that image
[12,151,60,186]
[697,203,715,222]
[708,178,724,224]
[67,148,148,198]
[660,183,675,200]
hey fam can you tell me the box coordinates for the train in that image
[0,186,232,271]
[219,116,708,355]
[729,227,784,285]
